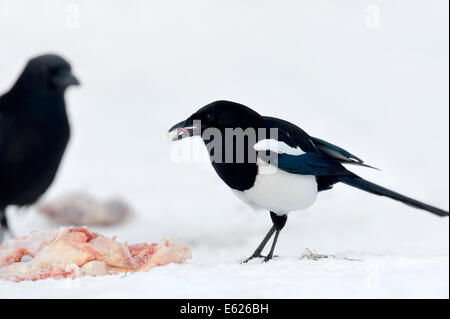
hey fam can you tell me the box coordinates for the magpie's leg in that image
[242,224,276,263]
[263,212,288,262]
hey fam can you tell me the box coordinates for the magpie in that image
[169,100,449,262]
[0,54,79,242]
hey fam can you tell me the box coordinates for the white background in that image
[0,0,448,298]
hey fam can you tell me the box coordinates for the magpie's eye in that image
[204,113,214,123]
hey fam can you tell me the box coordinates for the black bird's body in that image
[0,54,79,240]
[169,100,449,262]
[0,90,70,207]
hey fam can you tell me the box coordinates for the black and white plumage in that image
[169,100,449,262]
[0,54,79,242]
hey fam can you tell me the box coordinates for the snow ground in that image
[2,160,449,299]
[0,0,449,298]
[1,252,448,299]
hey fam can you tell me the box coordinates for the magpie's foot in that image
[263,256,271,263]
[243,254,281,263]
[262,255,280,263]
[242,254,265,264]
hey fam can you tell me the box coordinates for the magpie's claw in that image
[262,255,280,263]
[242,254,265,264]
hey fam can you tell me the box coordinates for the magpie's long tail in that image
[338,175,449,217]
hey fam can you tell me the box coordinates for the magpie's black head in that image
[169,100,263,141]
[12,54,80,95]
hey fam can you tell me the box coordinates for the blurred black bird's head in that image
[12,54,80,95]
[168,100,263,141]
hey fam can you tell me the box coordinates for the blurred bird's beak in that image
[54,71,80,88]
[168,117,198,141]
[67,73,80,86]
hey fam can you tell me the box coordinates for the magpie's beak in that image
[168,117,199,141]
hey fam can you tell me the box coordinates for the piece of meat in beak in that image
[168,117,200,141]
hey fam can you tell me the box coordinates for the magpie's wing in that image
[262,116,376,169]
[277,152,351,176]
[259,116,349,176]
[262,116,316,153]
[310,136,378,169]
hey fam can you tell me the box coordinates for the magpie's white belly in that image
[235,160,318,215]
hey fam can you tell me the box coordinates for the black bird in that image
[169,100,449,262]
[0,54,79,241]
